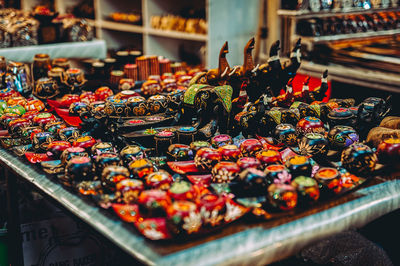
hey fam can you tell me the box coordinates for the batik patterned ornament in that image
[145,171,174,190]
[116,179,144,204]
[298,133,328,157]
[296,116,325,136]
[147,95,168,114]
[291,176,320,205]
[218,144,241,161]
[62,68,86,92]
[211,161,241,183]
[267,184,298,211]
[341,143,377,176]
[194,148,221,170]
[167,201,201,235]
[274,123,297,146]
[327,125,359,150]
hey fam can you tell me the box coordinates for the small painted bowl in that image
[101,165,130,192]
[168,180,197,201]
[69,102,89,116]
[166,201,200,235]
[240,139,263,157]
[296,116,325,136]
[73,136,97,152]
[190,141,211,153]
[264,164,292,185]
[8,118,31,137]
[58,127,81,143]
[34,77,59,99]
[141,80,162,96]
[145,171,174,190]
[256,149,282,166]
[126,96,147,116]
[274,123,297,146]
[119,78,135,91]
[44,121,66,135]
[138,189,172,217]
[129,158,155,179]
[235,168,268,195]
[116,179,144,204]
[91,142,115,156]
[115,90,138,100]
[95,153,121,174]
[327,107,356,128]
[154,130,175,156]
[211,134,232,148]
[162,78,177,92]
[314,167,341,194]
[3,105,26,116]
[218,144,242,162]
[65,156,93,183]
[377,137,400,165]
[147,95,168,114]
[32,112,56,126]
[24,99,45,112]
[197,193,226,226]
[32,132,54,152]
[46,140,72,159]
[80,91,97,104]
[211,161,241,183]
[177,126,197,144]
[120,145,145,165]
[60,147,88,165]
[327,125,359,150]
[104,98,127,116]
[291,176,320,205]
[285,155,312,177]
[298,133,328,157]
[95,86,114,101]
[237,157,261,170]
[60,94,80,108]
[194,148,221,170]
[167,144,193,161]
[267,184,298,211]
[341,143,377,176]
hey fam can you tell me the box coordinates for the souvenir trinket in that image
[52,58,70,70]
[7,97,27,107]
[95,153,121,174]
[8,118,31,137]
[256,149,282,166]
[190,141,211,153]
[0,88,20,100]
[177,126,197,144]
[285,155,312,177]
[32,132,54,152]
[314,167,341,194]
[46,140,71,158]
[218,145,241,161]
[166,201,201,235]
[211,161,240,183]
[327,107,356,128]
[118,78,135,91]
[21,111,39,122]
[129,158,155,178]
[291,176,320,205]
[60,94,80,107]
[126,96,147,116]
[72,136,97,152]
[138,190,172,217]
[91,142,115,156]
[59,127,81,143]
[274,123,298,146]
[264,164,292,185]
[235,168,268,196]
[24,99,45,112]
[116,179,144,204]
[43,121,66,135]
[240,139,263,157]
[141,80,162,96]
[162,78,177,92]
[3,105,25,116]
[145,171,173,190]
[101,165,130,192]
[95,86,113,101]
[327,125,359,150]
[154,131,175,156]
[1,113,20,127]
[168,180,197,201]
[62,68,86,91]
[34,77,59,99]
[197,193,226,226]
[298,133,328,158]
[341,143,377,175]
[120,145,145,165]
[296,116,325,136]
[377,137,400,165]
[167,144,193,161]
[104,98,127,116]
[147,95,168,114]
[69,102,88,116]
[80,91,96,104]
[32,53,51,81]
[60,147,87,165]
[237,157,261,170]
[211,134,232,148]
[7,62,31,96]
[20,126,43,141]
[267,184,298,211]
[194,148,221,170]
[65,156,93,183]
[48,67,65,86]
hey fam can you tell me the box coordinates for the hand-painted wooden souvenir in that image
[267,184,298,211]
[20,126,43,141]
[34,77,59,99]
[3,105,26,116]
[327,107,356,128]
[177,75,192,87]
[237,157,261,170]
[190,141,211,153]
[211,134,233,148]
[46,140,71,158]
[168,180,197,201]
[32,53,51,81]
[291,176,320,205]
[273,123,297,146]
[62,68,86,92]
[116,179,144,204]
[95,152,121,175]
[60,147,88,165]
[154,130,175,156]
[167,144,194,161]
[32,112,56,126]
[58,127,81,143]
[8,118,31,137]
[240,139,263,157]
[285,155,312,177]
[264,164,292,185]
[101,165,129,192]
[79,91,97,104]
[256,149,282,166]
[32,132,54,152]
[118,78,135,91]
[218,144,241,161]
[120,145,145,165]
[65,156,93,183]
[72,136,97,152]
[24,99,45,112]
[91,142,115,156]
[166,201,201,235]
[147,95,168,114]
[0,113,20,127]
[115,90,139,101]
[145,171,174,190]
[7,97,27,107]
[298,133,328,157]
[296,116,325,136]
[138,189,172,217]
[104,98,127,116]
[341,143,377,176]
[141,80,162,96]
[327,125,359,150]
[95,86,114,101]
[314,167,341,194]
[328,98,355,108]
[211,161,240,183]
[194,148,222,170]
[377,137,400,164]
[129,158,155,178]
[21,111,39,122]
[162,78,177,92]
[197,193,226,227]
[177,126,197,144]
[235,168,268,196]
[48,67,65,86]
[126,96,147,116]
[60,94,80,108]
[69,102,88,116]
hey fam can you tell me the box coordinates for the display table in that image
[1,148,399,265]
[0,40,107,62]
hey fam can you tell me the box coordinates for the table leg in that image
[6,169,24,266]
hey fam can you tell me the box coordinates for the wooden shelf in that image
[98,20,144,34]
[278,7,400,19]
[147,28,208,42]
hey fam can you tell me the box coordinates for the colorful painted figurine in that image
[341,143,377,176]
